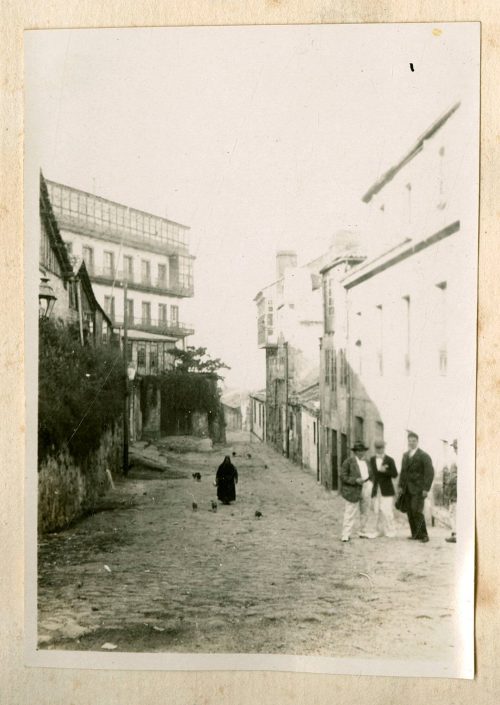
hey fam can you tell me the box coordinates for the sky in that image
[25,23,478,389]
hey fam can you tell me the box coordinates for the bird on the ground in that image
[211,501,218,512]
[255,510,263,519]
[232,451,237,456]
[264,464,268,469]
[192,502,198,511]
[247,453,252,459]
[192,472,202,481]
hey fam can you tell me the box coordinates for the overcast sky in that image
[26,23,477,389]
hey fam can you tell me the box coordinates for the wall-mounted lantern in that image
[38,275,57,319]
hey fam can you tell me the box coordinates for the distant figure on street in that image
[340,441,376,542]
[398,432,434,543]
[369,441,398,537]
[216,455,238,505]
[443,439,458,543]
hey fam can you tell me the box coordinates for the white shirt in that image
[357,458,370,481]
[375,455,384,470]
[409,448,417,458]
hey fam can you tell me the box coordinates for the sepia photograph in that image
[24,23,479,677]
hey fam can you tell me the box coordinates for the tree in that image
[38,318,124,463]
[169,346,230,379]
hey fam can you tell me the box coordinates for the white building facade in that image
[319,101,477,498]
[45,180,195,375]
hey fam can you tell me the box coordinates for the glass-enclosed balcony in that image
[88,264,194,298]
[112,314,194,339]
[46,180,191,257]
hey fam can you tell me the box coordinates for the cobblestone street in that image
[38,432,457,659]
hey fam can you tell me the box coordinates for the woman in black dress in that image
[216,456,238,505]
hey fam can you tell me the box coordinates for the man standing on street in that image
[340,441,375,542]
[370,440,398,538]
[399,432,435,543]
[443,439,458,543]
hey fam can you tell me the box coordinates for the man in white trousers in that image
[340,441,376,541]
[369,440,398,538]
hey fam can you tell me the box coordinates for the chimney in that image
[276,250,297,280]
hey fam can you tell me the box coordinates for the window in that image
[159,303,168,323]
[104,296,115,319]
[123,255,134,282]
[339,349,348,386]
[313,421,317,445]
[64,241,73,254]
[354,416,364,443]
[325,348,331,385]
[82,246,94,273]
[375,421,384,444]
[103,251,115,277]
[331,350,337,394]
[141,302,151,324]
[126,341,133,362]
[141,259,151,285]
[68,280,77,310]
[158,263,167,287]
[126,298,134,323]
[137,342,146,367]
[150,343,158,371]
[437,282,447,375]
[326,277,334,332]
[376,304,383,375]
[402,295,411,374]
[171,305,179,325]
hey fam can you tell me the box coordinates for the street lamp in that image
[123,360,137,476]
[38,275,57,319]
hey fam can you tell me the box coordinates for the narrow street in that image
[38,432,457,660]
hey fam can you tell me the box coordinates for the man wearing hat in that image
[369,441,398,538]
[340,440,376,541]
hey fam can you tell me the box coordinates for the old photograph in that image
[24,23,479,677]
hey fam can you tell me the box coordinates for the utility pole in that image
[123,279,129,475]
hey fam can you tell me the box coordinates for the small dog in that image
[192,502,198,511]
[255,510,263,519]
[192,472,202,481]
[211,501,218,512]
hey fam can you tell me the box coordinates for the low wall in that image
[38,422,123,533]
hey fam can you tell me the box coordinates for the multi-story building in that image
[319,101,477,494]
[44,179,195,375]
[249,391,266,442]
[255,251,325,456]
[39,173,113,344]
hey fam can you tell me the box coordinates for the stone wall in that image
[38,423,123,534]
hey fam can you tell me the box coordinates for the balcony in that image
[88,267,194,298]
[112,315,195,339]
[46,180,190,257]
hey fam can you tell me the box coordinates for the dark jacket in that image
[340,456,373,503]
[399,448,434,496]
[369,455,398,497]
